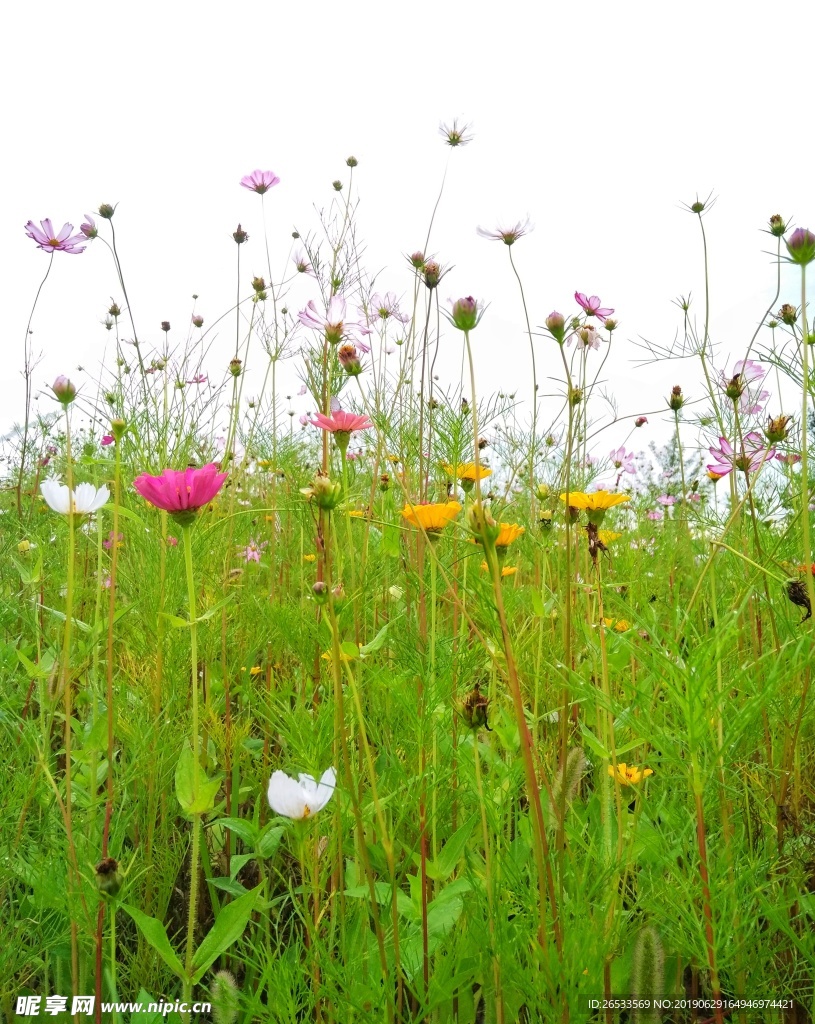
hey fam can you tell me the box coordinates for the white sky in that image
[2,0,812,465]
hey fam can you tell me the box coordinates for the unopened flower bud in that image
[539,510,553,529]
[346,156,358,167]
[603,318,618,332]
[95,857,122,897]
[724,374,744,400]
[422,261,441,289]
[312,581,329,605]
[338,344,362,376]
[108,302,121,318]
[785,227,815,266]
[466,501,500,545]
[233,223,249,244]
[536,482,550,500]
[52,376,76,406]
[635,416,648,427]
[569,386,583,406]
[769,214,787,237]
[409,251,426,269]
[765,415,791,443]
[690,199,706,214]
[301,472,343,511]
[192,314,204,328]
[229,358,242,377]
[111,418,127,441]
[545,311,566,343]
[332,180,343,192]
[98,203,115,220]
[668,385,684,411]
[252,277,266,294]
[450,296,479,331]
[161,321,171,333]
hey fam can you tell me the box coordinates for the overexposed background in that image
[2,0,811,464]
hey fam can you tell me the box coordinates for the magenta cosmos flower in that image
[575,292,614,322]
[298,295,372,349]
[133,463,228,524]
[707,432,775,476]
[25,219,87,254]
[240,170,280,194]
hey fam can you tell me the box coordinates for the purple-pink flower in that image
[103,531,123,550]
[240,170,280,194]
[776,453,801,465]
[707,432,775,476]
[656,494,676,506]
[186,374,207,385]
[610,446,636,474]
[101,434,114,446]
[133,463,228,519]
[80,215,97,239]
[647,510,664,521]
[25,219,87,254]
[311,410,373,435]
[240,539,268,563]
[575,292,614,322]
[369,292,410,324]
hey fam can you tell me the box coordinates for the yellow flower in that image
[387,453,401,464]
[495,523,525,547]
[598,530,621,545]
[559,491,630,511]
[18,540,31,553]
[303,553,316,563]
[321,644,361,662]
[444,462,492,482]
[707,469,725,482]
[348,509,367,518]
[401,501,462,532]
[249,666,262,676]
[608,763,653,786]
[602,618,631,632]
[481,561,517,577]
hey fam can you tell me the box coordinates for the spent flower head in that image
[439,118,473,147]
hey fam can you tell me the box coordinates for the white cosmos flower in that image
[41,480,110,515]
[267,767,336,820]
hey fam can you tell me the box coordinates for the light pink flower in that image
[240,170,280,194]
[476,218,533,246]
[568,325,602,350]
[240,539,268,563]
[740,388,770,416]
[647,510,664,521]
[369,292,410,324]
[610,446,636,474]
[707,432,775,476]
[298,295,371,348]
[297,384,307,396]
[657,494,676,506]
[133,463,228,517]
[80,214,97,239]
[575,292,614,322]
[186,374,207,385]
[733,358,765,384]
[292,250,314,276]
[299,414,309,426]
[311,410,373,435]
[775,453,801,465]
[25,219,87,254]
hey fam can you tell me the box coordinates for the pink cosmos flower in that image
[186,374,207,385]
[775,453,801,465]
[299,414,309,426]
[298,384,307,396]
[298,295,371,349]
[25,219,87,254]
[310,410,373,435]
[733,358,765,384]
[240,539,268,562]
[610,446,636,474]
[575,292,614,322]
[568,325,602,351]
[707,432,775,476]
[101,434,114,446]
[656,494,676,506]
[647,510,664,521]
[167,535,178,547]
[740,388,770,416]
[476,218,533,246]
[133,463,228,519]
[240,170,280,194]
[80,214,97,239]
[292,250,314,276]
[103,531,123,550]
[369,292,410,324]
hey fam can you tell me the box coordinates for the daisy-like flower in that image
[133,463,228,524]
[476,218,533,246]
[575,292,614,322]
[240,539,268,563]
[495,523,525,548]
[444,462,492,481]
[101,434,114,446]
[480,562,518,577]
[560,491,630,511]
[656,494,676,506]
[186,374,207,385]
[610,447,636,474]
[568,325,602,351]
[292,250,314,276]
[401,501,462,534]
[368,292,410,324]
[775,453,801,466]
[267,767,336,820]
[310,409,373,435]
[298,295,371,348]
[41,480,110,514]
[240,170,280,194]
[707,433,775,476]
[646,510,664,521]
[608,763,653,786]
[25,219,87,254]
[439,118,473,147]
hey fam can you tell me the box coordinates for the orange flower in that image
[401,501,462,533]
[481,561,517,577]
[443,462,492,482]
[495,523,524,547]
[608,763,653,786]
[559,491,630,511]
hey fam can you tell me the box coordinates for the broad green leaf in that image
[426,814,476,881]
[159,612,191,629]
[580,724,610,760]
[190,884,261,983]
[343,882,414,918]
[129,988,163,1023]
[175,746,221,814]
[382,523,401,559]
[41,605,92,633]
[120,906,184,981]
[258,824,284,859]
[340,641,360,660]
[530,589,545,617]
[229,853,254,879]
[219,816,259,847]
